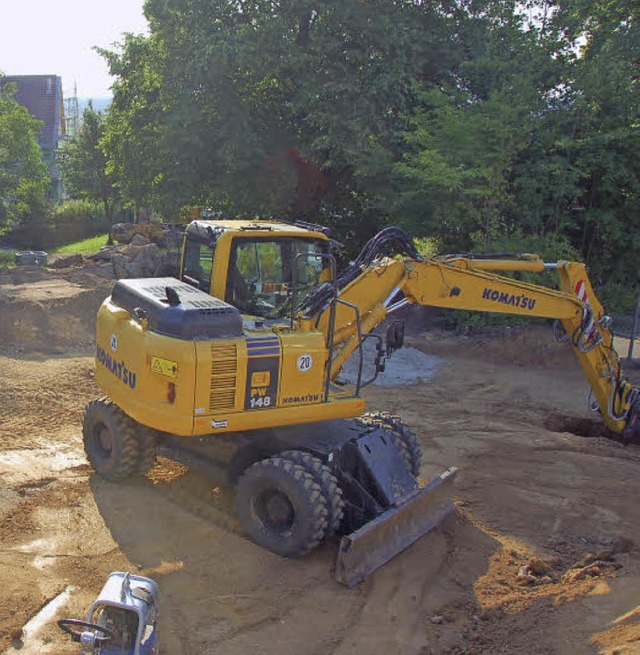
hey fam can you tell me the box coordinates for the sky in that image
[0,0,148,98]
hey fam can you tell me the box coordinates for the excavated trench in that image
[543,414,618,440]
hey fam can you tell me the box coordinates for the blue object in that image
[87,572,159,655]
[58,571,159,654]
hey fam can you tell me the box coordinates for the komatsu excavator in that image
[84,220,640,586]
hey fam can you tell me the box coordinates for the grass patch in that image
[0,249,15,266]
[53,233,110,255]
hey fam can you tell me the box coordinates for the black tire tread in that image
[82,397,140,480]
[237,456,328,557]
[137,426,158,474]
[359,411,422,477]
[280,450,344,534]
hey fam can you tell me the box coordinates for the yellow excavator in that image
[84,219,640,586]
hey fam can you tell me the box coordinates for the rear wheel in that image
[280,450,344,534]
[82,398,140,480]
[138,426,158,474]
[236,456,328,557]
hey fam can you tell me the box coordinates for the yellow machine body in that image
[95,297,364,438]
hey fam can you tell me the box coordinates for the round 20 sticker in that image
[297,354,313,371]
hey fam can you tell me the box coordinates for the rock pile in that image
[53,234,180,280]
[107,233,179,278]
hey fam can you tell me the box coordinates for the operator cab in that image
[181,220,331,319]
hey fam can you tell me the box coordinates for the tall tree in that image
[392,0,563,249]
[511,0,640,284]
[98,0,640,290]
[102,0,456,236]
[61,103,118,227]
[100,34,167,217]
[0,80,49,228]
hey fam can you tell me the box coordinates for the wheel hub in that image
[259,491,294,531]
[97,425,112,453]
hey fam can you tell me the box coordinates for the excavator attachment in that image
[335,467,458,587]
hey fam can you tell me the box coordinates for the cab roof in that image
[187,219,329,241]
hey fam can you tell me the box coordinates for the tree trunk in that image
[104,197,114,245]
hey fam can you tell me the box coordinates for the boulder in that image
[50,253,84,269]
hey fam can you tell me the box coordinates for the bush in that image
[597,282,639,316]
[414,236,439,258]
[2,200,109,250]
[50,200,109,244]
[5,215,56,250]
[0,249,15,266]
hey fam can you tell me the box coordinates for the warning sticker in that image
[150,356,178,378]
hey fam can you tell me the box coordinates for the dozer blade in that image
[335,467,458,587]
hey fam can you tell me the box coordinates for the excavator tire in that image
[359,412,422,477]
[137,426,158,474]
[280,450,344,534]
[83,398,140,480]
[236,456,329,557]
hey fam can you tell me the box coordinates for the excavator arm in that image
[303,245,639,440]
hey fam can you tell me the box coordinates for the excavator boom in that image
[303,236,639,440]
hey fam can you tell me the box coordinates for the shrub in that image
[0,249,15,266]
[5,215,56,250]
[49,200,109,245]
[597,282,639,316]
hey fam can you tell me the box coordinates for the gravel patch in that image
[340,340,443,387]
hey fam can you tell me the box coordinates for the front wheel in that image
[82,398,140,480]
[359,412,422,477]
[280,450,344,535]
[236,456,329,557]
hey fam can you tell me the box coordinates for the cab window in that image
[182,237,214,291]
[226,238,328,318]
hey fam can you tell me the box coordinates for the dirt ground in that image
[1,266,640,655]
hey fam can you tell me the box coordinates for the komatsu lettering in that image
[96,345,137,389]
[481,288,536,311]
[282,394,320,405]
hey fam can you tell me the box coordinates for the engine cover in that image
[111,277,243,340]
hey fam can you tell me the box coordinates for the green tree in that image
[0,80,49,228]
[511,0,640,286]
[101,0,456,237]
[97,0,640,290]
[392,1,562,250]
[100,34,167,217]
[61,103,118,228]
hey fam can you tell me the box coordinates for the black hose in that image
[299,227,421,317]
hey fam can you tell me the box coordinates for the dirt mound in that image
[413,323,575,369]
[0,267,114,353]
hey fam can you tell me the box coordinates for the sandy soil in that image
[1,267,640,655]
